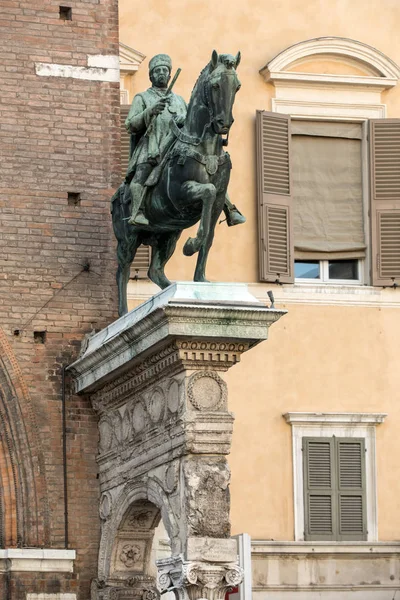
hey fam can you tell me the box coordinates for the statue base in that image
[68,282,285,600]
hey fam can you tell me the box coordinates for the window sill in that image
[251,540,400,555]
[249,281,400,307]
[127,280,400,308]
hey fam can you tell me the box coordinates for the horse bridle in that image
[173,66,236,148]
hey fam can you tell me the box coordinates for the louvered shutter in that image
[337,438,367,541]
[120,105,131,178]
[256,111,294,283]
[120,104,151,279]
[303,437,367,541]
[369,119,400,286]
[303,438,336,541]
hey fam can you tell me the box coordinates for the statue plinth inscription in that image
[68,282,285,600]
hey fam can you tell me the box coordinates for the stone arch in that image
[0,328,50,546]
[262,37,400,88]
[98,478,179,584]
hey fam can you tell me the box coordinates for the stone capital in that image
[157,555,243,600]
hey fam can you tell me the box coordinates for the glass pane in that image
[328,260,358,280]
[295,261,320,279]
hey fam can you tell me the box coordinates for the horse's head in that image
[205,50,241,137]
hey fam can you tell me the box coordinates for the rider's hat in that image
[149,54,172,74]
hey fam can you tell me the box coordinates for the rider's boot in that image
[223,197,246,227]
[128,182,149,226]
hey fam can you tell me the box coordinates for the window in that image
[303,436,366,541]
[294,259,361,283]
[256,112,400,287]
[284,412,387,542]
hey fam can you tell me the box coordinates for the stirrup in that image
[129,211,149,226]
[226,205,246,227]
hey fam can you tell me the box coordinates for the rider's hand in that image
[150,97,169,116]
[174,114,185,127]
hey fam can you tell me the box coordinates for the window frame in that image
[267,76,389,288]
[283,412,387,542]
[303,435,367,541]
[294,258,364,285]
[290,116,370,285]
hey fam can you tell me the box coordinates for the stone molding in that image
[261,36,400,88]
[0,549,76,573]
[251,540,400,554]
[119,43,146,74]
[271,98,386,120]
[251,541,400,596]
[35,55,120,83]
[27,596,77,600]
[284,412,387,425]
[68,283,285,394]
[129,281,400,309]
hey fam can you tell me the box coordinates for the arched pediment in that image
[261,37,400,89]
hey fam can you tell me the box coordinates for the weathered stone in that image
[68,282,285,599]
[157,556,243,600]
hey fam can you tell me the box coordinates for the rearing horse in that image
[112,50,241,316]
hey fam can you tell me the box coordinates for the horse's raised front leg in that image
[194,193,226,282]
[148,230,181,289]
[181,181,216,256]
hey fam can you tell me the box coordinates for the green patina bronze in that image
[111,51,244,316]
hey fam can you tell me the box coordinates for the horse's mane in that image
[187,55,238,113]
[187,61,212,113]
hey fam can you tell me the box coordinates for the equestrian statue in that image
[111,50,244,316]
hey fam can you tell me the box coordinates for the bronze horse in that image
[112,50,241,316]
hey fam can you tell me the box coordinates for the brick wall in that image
[0,0,120,597]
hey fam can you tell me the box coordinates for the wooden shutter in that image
[303,438,335,541]
[256,111,294,283]
[120,104,131,178]
[303,437,367,541]
[120,104,151,279]
[369,119,400,286]
[337,438,367,541]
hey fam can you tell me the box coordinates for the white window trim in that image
[283,412,387,542]
[261,36,400,92]
[263,39,400,286]
[294,259,363,285]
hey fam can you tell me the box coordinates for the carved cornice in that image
[68,283,286,394]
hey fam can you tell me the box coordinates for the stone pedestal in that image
[68,283,285,600]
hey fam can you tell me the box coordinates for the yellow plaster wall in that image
[287,57,375,76]
[119,0,400,284]
[121,0,400,541]
[225,297,400,540]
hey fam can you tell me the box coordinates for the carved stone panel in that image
[187,371,227,411]
[183,458,231,538]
